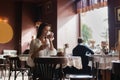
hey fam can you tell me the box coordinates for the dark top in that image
[72,44,94,68]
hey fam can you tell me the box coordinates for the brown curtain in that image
[76,0,108,13]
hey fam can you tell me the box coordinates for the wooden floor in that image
[0,70,69,80]
[0,70,29,80]
[0,76,28,80]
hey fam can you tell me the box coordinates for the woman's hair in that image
[36,22,51,38]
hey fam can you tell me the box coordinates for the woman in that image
[27,22,57,67]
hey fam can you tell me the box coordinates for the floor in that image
[0,70,69,80]
[0,70,29,80]
[0,76,28,80]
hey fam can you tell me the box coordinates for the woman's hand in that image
[31,44,48,59]
[47,32,54,41]
[39,44,48,50]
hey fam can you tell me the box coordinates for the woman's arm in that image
[47,32,57,55]
[49,40,54,50]
[47,32,55,50]
[30,39,48,58]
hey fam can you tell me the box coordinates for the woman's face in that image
[42,26,51,36]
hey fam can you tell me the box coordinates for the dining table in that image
[18,54,82,69]
[90,54,119,80]
[37,55,82,69]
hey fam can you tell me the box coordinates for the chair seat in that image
[65,56,97,80]
[10,67,29,72]
[66,74,93,79]
[0,64,6,67]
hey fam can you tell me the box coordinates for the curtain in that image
[76,0,108,13]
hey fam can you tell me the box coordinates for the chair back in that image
[66,56,97,80]
[112,62,120,76]
[88,56,99,80]
[0,58,4,64]
[23,49,29,54]
[88,56,96,77]
[9,57,21,70]
[8,56,30,80]
[34,57,67,80]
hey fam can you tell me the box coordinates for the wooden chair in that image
[2,55,11,80]
[66,56,97,80]
[23,49,29,54]
[8,57,30,80]
[112,61,120,80]
[33,57,67,80]
[0,58,6,79]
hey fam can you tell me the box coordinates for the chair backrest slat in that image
[34,57,67,80]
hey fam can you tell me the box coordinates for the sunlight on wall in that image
[21,27,36,52]
[58,15,79,54]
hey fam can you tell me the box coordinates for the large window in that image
[80,7,108,47]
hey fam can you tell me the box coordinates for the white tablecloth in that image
[65,56,82,69]
[19,55,82,69]
[91,55,119,69]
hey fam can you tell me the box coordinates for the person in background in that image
[73,37,94,74]
[89,40,96,49]
[31,35,35,41]
[101,41,108,55]
[63,43,69,55]
[63,38,94,75]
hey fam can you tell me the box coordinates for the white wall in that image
[57,0,79,54]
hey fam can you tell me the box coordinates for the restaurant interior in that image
[0,0,120,80]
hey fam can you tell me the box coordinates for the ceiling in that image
[16,0,47,3]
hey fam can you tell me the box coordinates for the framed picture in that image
[115,6,120,23]
[115,27,120,45]
[115,27,120,60]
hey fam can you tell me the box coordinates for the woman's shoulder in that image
[32,38,40,43]
[30,39,41,45]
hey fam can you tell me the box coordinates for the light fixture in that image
[0,17,8,23]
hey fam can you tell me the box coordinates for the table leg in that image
[101,70,111,80]
[60,64,64,80]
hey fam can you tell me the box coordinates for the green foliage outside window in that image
[81,24,92,43]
